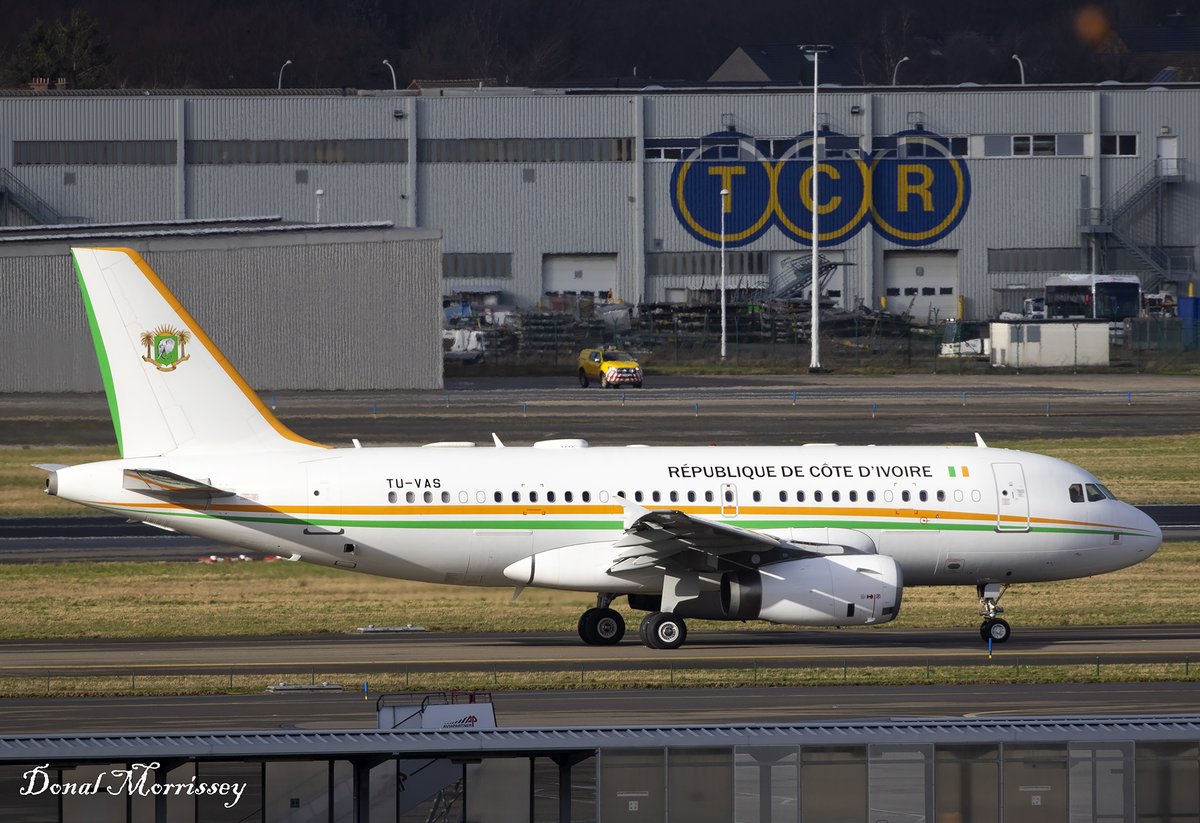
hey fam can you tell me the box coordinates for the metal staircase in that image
[0,168,63,225]
[1079,158,1193,289]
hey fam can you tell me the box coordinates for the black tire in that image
[578,607,624,645]
[982,618,1011,644]
[633,381,643,388]
[578,369,589,388]
[641,612,687,650]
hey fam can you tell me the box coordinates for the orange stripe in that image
[85,499,1124,530]
[99,247,328,450]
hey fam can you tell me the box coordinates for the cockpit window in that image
[1096,482,1117,500]
[1085,483,1106,502]
[1068,484,1084,503]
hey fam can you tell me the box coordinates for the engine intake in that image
[721,555,903,626]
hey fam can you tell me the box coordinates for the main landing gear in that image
[638,612,687,650]
[978,583,1011,643]
[577,594,625,645]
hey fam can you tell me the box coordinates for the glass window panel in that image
[266,761,330,822]
[735,747,798,823]
[984,135,1011,156]
[1058,134,1085,155]
[870,745,931,823]
[467,759,530,822]
[935,745,998,823]
[1136,742,1200,822]
[600,749,665,823]
[801,747,866,821]
[668,749,732,823]
[1003,745,1068,823]
[197,761,263,823]
[1032,135,1057,155]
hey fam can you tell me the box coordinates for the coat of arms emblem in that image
[140,325,191,371]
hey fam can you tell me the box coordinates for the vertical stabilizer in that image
[72,247,326,458]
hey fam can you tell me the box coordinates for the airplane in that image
[42,247,1162,650]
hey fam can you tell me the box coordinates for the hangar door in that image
[882,251,960,324]
[542,254,617,299]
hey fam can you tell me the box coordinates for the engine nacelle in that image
[721,555,903,626]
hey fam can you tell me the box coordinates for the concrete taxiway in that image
[1,683,1198,733]
[0,626,1196,678]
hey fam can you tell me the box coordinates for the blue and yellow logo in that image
[670,130,970,248]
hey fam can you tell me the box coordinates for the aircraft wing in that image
[122,468,234,498]
[610,501,863,572]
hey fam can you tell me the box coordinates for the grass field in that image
[0,541,1194,640]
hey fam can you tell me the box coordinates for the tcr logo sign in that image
[670,130,970,248]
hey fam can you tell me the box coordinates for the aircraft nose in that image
[1130,504,1162,553]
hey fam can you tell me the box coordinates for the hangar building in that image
[0,83,1196,326]
[0,220,443,392]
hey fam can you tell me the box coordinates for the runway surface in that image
[7,373,1200,448]
[1,625,1196,678]
[2,682,1199,733]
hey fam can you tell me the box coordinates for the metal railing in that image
[0,168,63,225]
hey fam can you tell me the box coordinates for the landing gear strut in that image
[978,583,1011,643]
[577,594,625,645]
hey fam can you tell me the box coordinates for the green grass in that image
[1,662,1196,699]
[0,541,1195,640]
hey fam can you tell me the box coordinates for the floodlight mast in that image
[802,44,832,372]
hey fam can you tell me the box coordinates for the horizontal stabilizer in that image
[122,468,233,498]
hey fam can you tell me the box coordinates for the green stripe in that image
[73,252,123,458]
[99,505,1151,538]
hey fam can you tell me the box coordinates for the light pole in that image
[1011,54,1026,84]
[277,59,292,90]
[382,59,397,90]
[315,188,324,222]
[892,56,910,86]
[720,188,729,360]
[802,44,832,372]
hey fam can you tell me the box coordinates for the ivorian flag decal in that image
[948,466,970,477]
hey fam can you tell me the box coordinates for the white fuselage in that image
[53,444,1161,594]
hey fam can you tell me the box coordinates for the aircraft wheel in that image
[981,618,1011,644]
[578,369,589,388]
[578,608,624,645]
[641,612,687,650]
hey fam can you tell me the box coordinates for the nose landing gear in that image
[978,583,1011,643]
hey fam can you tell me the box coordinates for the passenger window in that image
[867,490,876,502]
[814,491,823,502]
[669,491,678,502]
[476,491,485,503]
[387,491,398,504]
[1069,484,1085,503]
[724,490,733,502]
[936,490,945,502]
[919,490,928,502]
[633,491,642,502]
[423,491,433,503]
[705,491,714,502]
[582,491,591,502]
[564,491,573,502]
[406,491,415,503]
[779,491,788,502]
[511,491,520,503]
[752,491,762,502]
[884,490,894,503]
[687,491,696,502]
[547,491,556,502]
[831,491,840,502]
[901,490,911,502]
[494,491,502,503]
[1085,483,1105,502]
[441,491,450,503]
[797,490,805,502]
[849,490,858,502]
[652,491,661,503]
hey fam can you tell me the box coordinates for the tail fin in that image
[72,247,327,458]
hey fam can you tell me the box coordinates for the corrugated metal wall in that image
[1,87,1197,319]
[0,228,442,392]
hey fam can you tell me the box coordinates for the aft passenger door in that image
[992,463,1030,532]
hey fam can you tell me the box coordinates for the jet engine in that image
[720,555,903,626]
